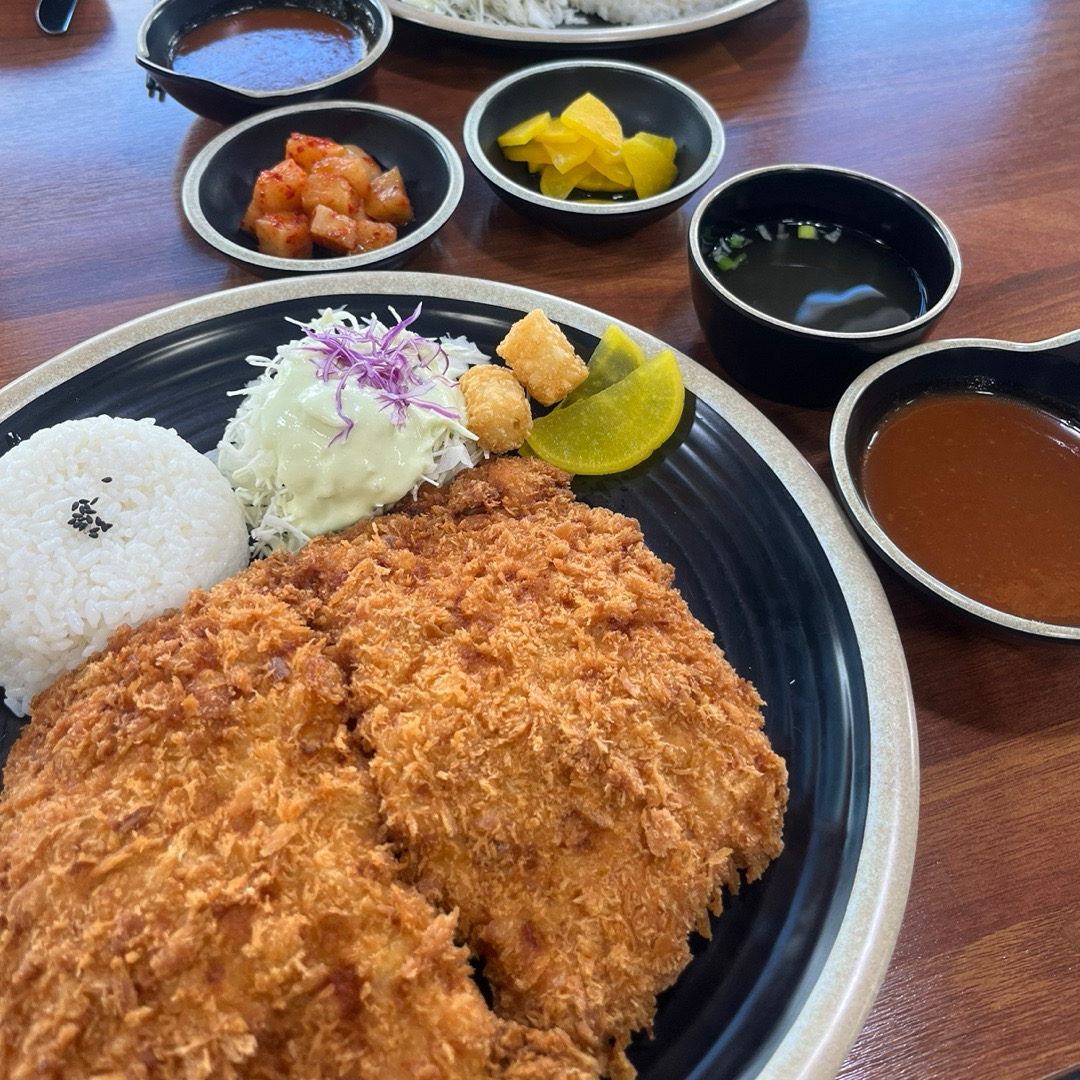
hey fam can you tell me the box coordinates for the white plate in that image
[386,0,783,46]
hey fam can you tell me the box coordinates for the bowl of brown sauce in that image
[830,329,1080,641]
[688,165,962,408]
[137,0,392,125]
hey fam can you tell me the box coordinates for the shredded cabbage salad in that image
[217,305,490,556]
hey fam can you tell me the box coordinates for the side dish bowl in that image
[136,0,393,125]
[689,165,961,408]
[463,59,725,240]
[830,328,1080,641]
[181,101,464,277]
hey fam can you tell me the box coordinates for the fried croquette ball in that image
[495,310,588,406]
[460,365,533,454]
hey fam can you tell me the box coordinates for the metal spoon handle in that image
[35,0,79,34]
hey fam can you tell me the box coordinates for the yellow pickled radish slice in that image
[547,137,594,174]
[633,131,677,159]
[573,170,629,193]
[497,111,552,147]
[586,145,634,187]
[535,118,581,146]
[560,92,623,154]
[539,161,593,199]
[622,133,679,199]
[561,324,646,407]
[502,143,553,171]
[525,348,685,475]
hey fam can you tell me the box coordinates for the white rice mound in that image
[0,416,251,717]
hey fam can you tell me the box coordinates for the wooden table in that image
[1,0,1078,1077]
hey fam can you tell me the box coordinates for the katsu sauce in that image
[860,389,1080,625]
[171,8,365,92]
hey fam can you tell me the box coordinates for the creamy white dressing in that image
[216,307,489,555]
[256,354,466,534]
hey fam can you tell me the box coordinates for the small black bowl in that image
[829,329,1080,642]
[181,101,464,276]
[688,164,961,408]
[136,0,393,125]
[463,59,725,241]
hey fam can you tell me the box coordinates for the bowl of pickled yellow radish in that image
[463,59,725,240]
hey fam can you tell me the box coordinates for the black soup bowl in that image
[463,59,725,241]
[181,100,464,277]
[136,0,393,125]
[830,328,1080,642]
[688,164,961,408]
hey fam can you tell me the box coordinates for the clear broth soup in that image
[707,219,927,333]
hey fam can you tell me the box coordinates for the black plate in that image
[0,272,916,1080]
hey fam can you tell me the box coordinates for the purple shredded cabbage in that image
[299,306,460,444]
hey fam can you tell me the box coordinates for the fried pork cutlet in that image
[0,568,506,1080]
[0,457,786,1080]
[0,554,596,1080]
[309,458,789,1078]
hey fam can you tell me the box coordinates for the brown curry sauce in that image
[860,389,1080,625]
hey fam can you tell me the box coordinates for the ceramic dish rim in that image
[829,329,1080,642]
[180,101,465,274]
[0,270,918,1080]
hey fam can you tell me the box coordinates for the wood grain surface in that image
[1,0,1078,1077]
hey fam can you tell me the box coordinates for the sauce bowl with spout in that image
[136,0,393,125]
[829,328,1080,642]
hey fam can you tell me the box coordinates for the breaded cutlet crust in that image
[0,458,786,1080]
[0,570,516,1080]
